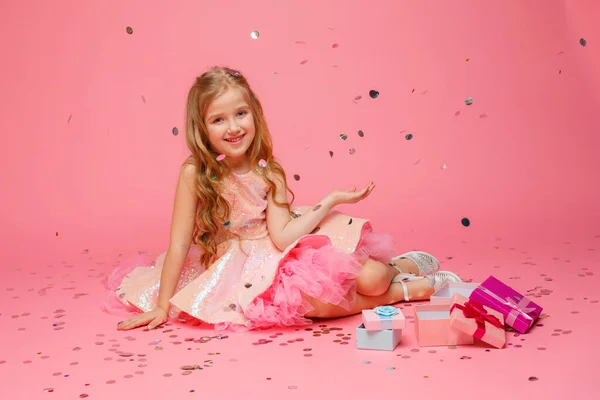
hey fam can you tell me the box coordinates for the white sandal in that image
[392,271,463,301]
[390,251,440,276]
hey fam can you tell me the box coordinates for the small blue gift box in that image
[355,323,403,351]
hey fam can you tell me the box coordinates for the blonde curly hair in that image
[182,66,294,269]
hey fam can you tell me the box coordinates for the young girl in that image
[107,66,462,332]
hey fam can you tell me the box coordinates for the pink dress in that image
[103,170,397,331]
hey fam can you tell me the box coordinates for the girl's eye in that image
[213,111,247,124]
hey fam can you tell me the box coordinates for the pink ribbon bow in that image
[450,300,504,341]
[478,286,535,326]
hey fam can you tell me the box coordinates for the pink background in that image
[2,0,599,253]
[1,1,599,399]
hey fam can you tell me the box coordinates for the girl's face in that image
[204,87,256,168]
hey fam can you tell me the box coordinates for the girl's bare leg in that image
[355,258,419,296]
[305,278,434,319]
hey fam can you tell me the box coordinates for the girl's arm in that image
[266,171,336,251]
[267,171,375,251]
[155,164,199,312]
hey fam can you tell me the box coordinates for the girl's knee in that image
[357,259,392,296]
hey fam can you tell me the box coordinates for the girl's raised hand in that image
[328,181,375,206]
[117,308,167,331]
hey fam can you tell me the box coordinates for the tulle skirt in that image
[103,228,397,332]
[217,229,396,331]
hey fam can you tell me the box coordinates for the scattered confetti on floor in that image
[1,234,598,398]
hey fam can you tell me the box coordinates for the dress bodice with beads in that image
[214,170,271,243]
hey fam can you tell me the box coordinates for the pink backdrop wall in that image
[1,0,599,257]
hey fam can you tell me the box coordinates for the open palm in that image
[330,181,375,205]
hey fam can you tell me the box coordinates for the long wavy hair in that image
[183,66,295,269]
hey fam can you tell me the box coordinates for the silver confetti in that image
[250,30,260,40]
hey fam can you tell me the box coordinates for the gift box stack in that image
[356,305,406,351]
[356,275,543,351]
[414,275,543,348]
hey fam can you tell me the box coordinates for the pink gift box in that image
[414,303,474,347]
[449,293,506,349]
[362,306,406,331]
[430,282,480,305]
[470,275,542,334]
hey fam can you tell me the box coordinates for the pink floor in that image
[2,232,598,400]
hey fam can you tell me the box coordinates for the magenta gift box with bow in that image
[469,276,543,334]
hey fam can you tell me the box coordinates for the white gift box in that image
[430,282,480,305]
[355,323,403,351]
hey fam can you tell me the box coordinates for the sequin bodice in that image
[217,171,270,242]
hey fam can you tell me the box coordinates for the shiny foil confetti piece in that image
[466,58,470,62]
[529,376,539,381]
[349,148,355,155]
[461,218,471,227]
[579,38,587,47]
[405,133,413,140]
[340,133,347,140]
[67,114,72,123]
[172,127,179,136]
[465,97,473,106]
[348,218,353,225]
[354,95,362,101]
[300,60,308,64]
[258,159,267,168]
[386,366,396,370]
[362,361,371,364]
[244,283,252,288]
[358,130,364,137]
[251,30,260,39]
[216,154,226,161]
[332,43,339,48]
[293,174,300,181]
[369,90,379,99]
[126,26,133,34]
[329,151,334,157]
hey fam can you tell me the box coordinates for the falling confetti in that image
[329,151,334,157]
[340,133,347,140]
[223,221,231,229]
[258,159,267,168]
[357,130,364,137]
[461,218,471,227]
[405,133,413,140]
[332,43,339,48]
[126,26,133,35]
[293,174,300,181]
[579,38,587,47]
[67,114,72,124]
[528,377,539,381]
[369,90,379,99]
[216,154,226,161]
[251,30,260,40]
[349,148,355,155]
[172,127,179,136]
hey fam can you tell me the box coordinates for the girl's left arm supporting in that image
[266,171,334,251]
